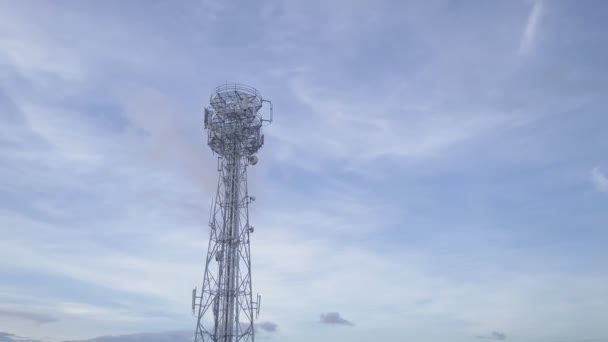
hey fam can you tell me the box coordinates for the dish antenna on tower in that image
[248,155,258,165]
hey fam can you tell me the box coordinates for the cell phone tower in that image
[192,83,273,342]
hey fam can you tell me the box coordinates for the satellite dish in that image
[248,155,258,165]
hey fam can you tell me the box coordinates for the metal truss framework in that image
[193,84,272,342]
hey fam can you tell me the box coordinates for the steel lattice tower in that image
[192,84,272,342]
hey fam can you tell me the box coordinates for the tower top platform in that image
[204,83,272,157]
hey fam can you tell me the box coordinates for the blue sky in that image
[0,0,607,341]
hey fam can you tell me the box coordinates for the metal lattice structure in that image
[192,83,273,342]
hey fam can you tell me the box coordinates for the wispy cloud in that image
[0,332,48,342]
[519,0,544,55]
[476,331,507,340]
[0,332,21,342]
[590,167,608,193]
[271,75,524,176]
[0,309,56,325]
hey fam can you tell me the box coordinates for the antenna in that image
[204,108,211,129]
[193,83,273,342]
[192,287,197,315]
[256,294,261,319]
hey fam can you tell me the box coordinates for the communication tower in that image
[192,83,273,342]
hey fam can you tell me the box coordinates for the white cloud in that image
[519,0,544,55]
[591,167,608,193]
[265,75,528,179]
